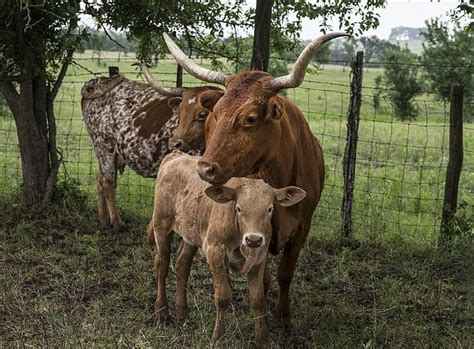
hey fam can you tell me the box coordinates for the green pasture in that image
[1,53,472,246]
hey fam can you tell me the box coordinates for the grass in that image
[0,52,473,346]
[1,197,472,347]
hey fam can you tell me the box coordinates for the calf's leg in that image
[248,260,269,347]
[153,222,173,323]
[207,247,232,341]
[175,241,197,322]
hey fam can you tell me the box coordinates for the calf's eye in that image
[236,205,242,214]
[267,206,273,215]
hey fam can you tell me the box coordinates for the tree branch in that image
[99,22,126,50]
[0,77,20,116]
[50,48,75,101]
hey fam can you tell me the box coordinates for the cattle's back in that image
[155,153,215,246]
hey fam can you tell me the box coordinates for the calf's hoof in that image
[155,305,170,324]
[212,322,225,342]
[255,330,270,348]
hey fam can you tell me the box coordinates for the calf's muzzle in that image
[244,233,264,248]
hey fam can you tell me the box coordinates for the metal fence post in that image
[341,51,364,240]
[439,85,464,249]
[109,66,120,77]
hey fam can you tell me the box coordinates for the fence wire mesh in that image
[0,57,472,243]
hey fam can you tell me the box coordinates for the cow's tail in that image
[146,220,155,248]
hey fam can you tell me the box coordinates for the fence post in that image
[341,51,364,241]
[109,66,120,77]
[176,64,183,88]
[439,85,464,250]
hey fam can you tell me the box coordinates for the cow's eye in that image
[236,205,242,214]
[197,110,208,121]
[267,206,273,215]
[244,115,257,127]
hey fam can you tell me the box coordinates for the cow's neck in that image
[258,113,299,189]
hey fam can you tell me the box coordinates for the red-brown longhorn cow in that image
[162,32,349,327]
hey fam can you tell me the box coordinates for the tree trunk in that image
[250,0,273,72]
[16,64,50,203]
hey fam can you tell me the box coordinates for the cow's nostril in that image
[171,139,183,150]
[197,161,220,182]
[206,165,215,174]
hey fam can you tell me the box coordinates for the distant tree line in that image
[374,19,473,121]
[80,28,138,53]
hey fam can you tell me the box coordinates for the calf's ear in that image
[168,97,182,111]
[274,186,306,207]
[205,185,235,203]
[199,90,224,111]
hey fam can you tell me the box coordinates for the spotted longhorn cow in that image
[161,32,349,327]
[81,68,221,230]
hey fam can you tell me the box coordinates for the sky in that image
[300,0,462,40]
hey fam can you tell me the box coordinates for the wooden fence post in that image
[341,51,364,240]
[109,66,120,77]
[439,85,464,249]
[176,64,183,88]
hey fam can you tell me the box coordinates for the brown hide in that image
[170,86,223,153]
[201,71,324,254]
[132,96,174,139]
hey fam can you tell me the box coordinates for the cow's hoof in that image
[275,314,293,332]
[112,222,127,233]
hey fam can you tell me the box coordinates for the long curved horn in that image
[271,32,350,91]
[163,33,227,86]
[137,62,185,96]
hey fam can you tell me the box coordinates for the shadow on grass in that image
[1,197,472,348]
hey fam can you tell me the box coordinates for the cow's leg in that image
[275,224,309,328]
[248,260,269,348]
[96,173,108,225]
[263,263,271,296]
[175,241,197,322]
[207,247,231,341]
[98,172,125,231]
[153,222,173,323]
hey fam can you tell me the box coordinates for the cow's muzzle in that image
[196,160,227,184]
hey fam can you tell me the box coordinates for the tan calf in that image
[148,152,305,346]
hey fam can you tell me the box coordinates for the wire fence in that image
[0,56,472,244]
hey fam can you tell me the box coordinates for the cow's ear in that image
[267,97,284,121]
[205,185,235,203]
[199,90,224,111]
[274,186,306,207]
[168,97,182,111]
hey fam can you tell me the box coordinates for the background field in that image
[1,53,472,245]
[1,53,473,347]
